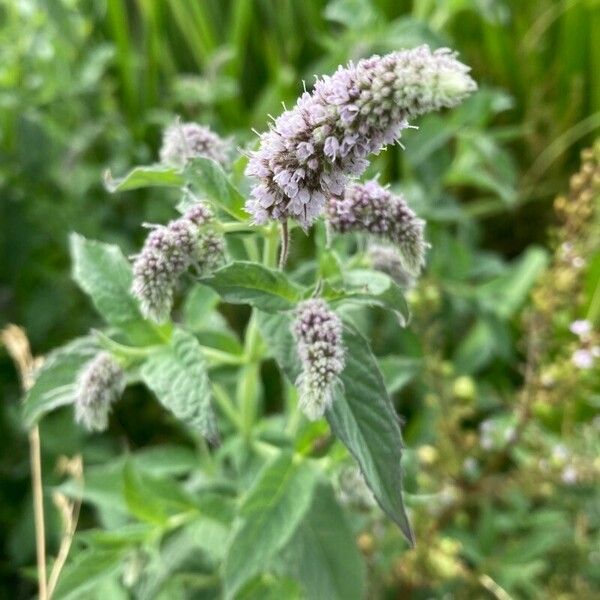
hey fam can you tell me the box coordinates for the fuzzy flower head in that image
[245,45,476,229]
[131,203,225,322]
[160,120,230,169]
[329,180,428,274]
[75,352,125,432]
[292,299,345,420]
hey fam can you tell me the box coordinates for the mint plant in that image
[22,46,476,598]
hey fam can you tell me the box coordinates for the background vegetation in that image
[1,0,599,598]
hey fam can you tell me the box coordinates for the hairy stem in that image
[279,220,290,269]
[238,225,280,440]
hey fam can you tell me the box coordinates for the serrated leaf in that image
[328,324,414,544]
[52,548,124,600]
[22,336,99,428]
[103,164,183,192]
[325,269,410,325]
[141,329,218,441]
[184,156,248,220]
[223,452,317,598]
[201,262,303,312]
[70,233,158,343]
[257,312,414,544]
[280,483,366,600]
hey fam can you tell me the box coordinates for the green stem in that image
[212,383,244,431]
[200,346,245,366]
[238,224,280,441]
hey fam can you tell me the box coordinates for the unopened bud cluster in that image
[160,121,230,169]
[245,45,476,229]
[75,352,125,432]
[292,299,345,420]
[132,203,225,322]
[329,180,428,274]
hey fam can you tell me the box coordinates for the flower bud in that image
[292,299,345,420]
[75,352,124,431]
[329,180,429,274]
[160,121,230,168]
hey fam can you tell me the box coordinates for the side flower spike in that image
[74,352,125,432]
[131,202,225,323]
[245,45,476,229]
[160,120,230,168]
[292,299,345,420]
[329,179,429,275]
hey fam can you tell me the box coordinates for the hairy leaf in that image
[223,451,317,598]
[201,262,303,312]
[258,312,414,544]
[103,164,183,192]
[141,329,218,441]
[280,483,366,600]
[70,233,159,343]
[22,336,98,427]
[184,156,248,220]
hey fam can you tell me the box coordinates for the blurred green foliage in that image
[1,0,599,598]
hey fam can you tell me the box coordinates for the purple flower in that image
[131,203,225,322]
[368,244,416,289]
[329,180,429,274]
[245,46,476,229]
[75,352,125,432]
[160,121,230,168]
[292,299,345,420]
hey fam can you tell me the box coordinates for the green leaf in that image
[223,451,317,598]
[327,324,414,545]
[324,269,410,325]
[256,312,300,381]
[477,246,548,319]
[378,356,422,394]
[182,283,221,331]
[123,462,199,525]
[70,233,158,343]
[280,483,366,600]
[184,156,248,220]
[257,312,413,544]
[201,262,303,312]
[236,576,303,600]
[103,164,183,192]
[141,329,218,441]
[22,336,98,428]
[52,548,124,600]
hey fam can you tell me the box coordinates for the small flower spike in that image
[160,120,230,168]
[292,299,345,420]
[245,46,476,229]
[75,352,125,432]
[329,180,429,274]
[131,202,225,322]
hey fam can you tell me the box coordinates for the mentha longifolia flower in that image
[245,45,476,229]
[329,179,429,274]
[131,203,224,323]
[160,120,230,169]
[292,299,345,420]
[75,352,125,432]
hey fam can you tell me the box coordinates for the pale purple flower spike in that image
[245,46,477,229]
[293,299,345,420]
[160,121,230,168]
[131,203,224,322]
[329,180,429,275]
[75,352,125,432]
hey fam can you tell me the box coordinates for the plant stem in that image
[279,220,290,269]
[238,224,280,440]
[30,427,48,600]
